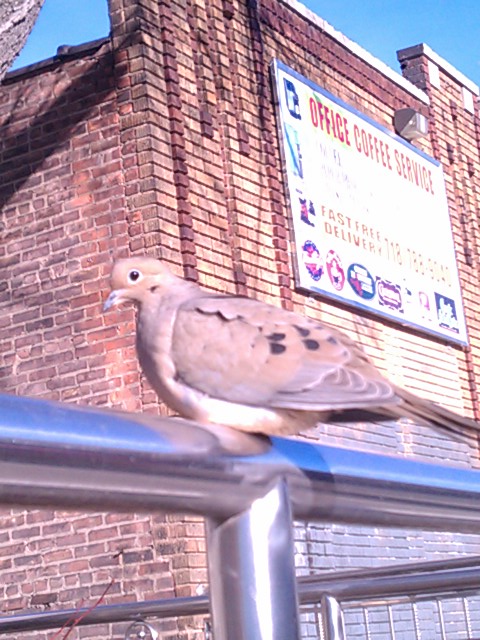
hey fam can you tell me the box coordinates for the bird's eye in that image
[127,269,142,284]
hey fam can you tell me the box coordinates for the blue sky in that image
[11,0,110,70]
[10,0,480,87]
[303,0,480,85]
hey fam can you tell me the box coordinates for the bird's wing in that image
[170,294,396,410]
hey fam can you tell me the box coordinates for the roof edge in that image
[4,37,110,82]
[281,0,430,105]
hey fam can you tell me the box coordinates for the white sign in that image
[273,60,468,345]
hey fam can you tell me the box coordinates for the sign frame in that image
[272,59,468,346]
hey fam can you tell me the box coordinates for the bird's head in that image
[103,257,177,311]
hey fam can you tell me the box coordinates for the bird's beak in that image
[103,289,127,311]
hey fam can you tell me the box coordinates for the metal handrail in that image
[1,393,480,531]
[2,393,480,640]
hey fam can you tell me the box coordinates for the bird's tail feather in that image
[330,388,480,444]
[395,388,480,444]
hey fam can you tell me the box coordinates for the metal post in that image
[206,479,300,640]
[321,595,345,640]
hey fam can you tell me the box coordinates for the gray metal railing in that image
[2,554,480,637]
[1,393,480,639]
[301,555,480,639]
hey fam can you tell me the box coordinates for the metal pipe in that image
[206,480,300,640]
[2,558,480,634]
[301,564,480,604]
[2,393,480,531]
[299,553,480,585]
[0,595,209,634]
[321,594,345,640]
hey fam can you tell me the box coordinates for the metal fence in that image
[2,393,480,639]
[299,555,480,639]
[3,554,480,638]
[3,555,480,638]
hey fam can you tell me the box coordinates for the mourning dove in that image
[103,257,480,441]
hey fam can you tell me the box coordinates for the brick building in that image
[1,0,480,638]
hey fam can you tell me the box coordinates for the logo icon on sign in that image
[434,293,459,333]
[302,240,323,281]
[284,79,301,120]
[326,250,345,291]
[376,278,403,312]
[347,264,376,300]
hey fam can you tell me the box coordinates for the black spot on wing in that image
[266,331,288,355]
[269,342,287,355]
[327,336,338,345]
[267,332,286,341]
[303,339,320,351]
[294,325,310,337]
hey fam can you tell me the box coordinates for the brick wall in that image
[399,44,480,426]
[1,0,480,638]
